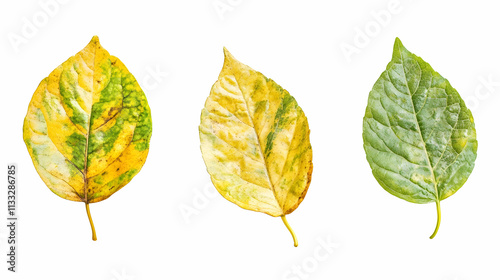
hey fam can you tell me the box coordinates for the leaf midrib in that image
[398,50,439,202]
[82,49,97,204]
[231,74,283,212]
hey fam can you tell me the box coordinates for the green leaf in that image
[362,38,478,239]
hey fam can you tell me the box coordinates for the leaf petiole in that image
[86,203,97,241]
[281,215,298,247]
[429,200,441,239]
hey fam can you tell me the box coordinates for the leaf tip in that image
[223,47,234,61]
[392,37,409,60]
[90,35,100,44]
[394,37,402,46]
[393,37,404,51]
[87,35,104,51]
[84,35,105,55]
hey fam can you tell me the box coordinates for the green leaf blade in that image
[363,38,477,237]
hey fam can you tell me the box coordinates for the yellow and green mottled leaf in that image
[199,48,313,247]
[362,38,477,239]
[23,36,152,240]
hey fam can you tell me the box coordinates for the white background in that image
[1,0,500,279]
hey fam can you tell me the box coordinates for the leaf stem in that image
[281,215,298,247]
[86,203,97,241]
[429,200,441,239]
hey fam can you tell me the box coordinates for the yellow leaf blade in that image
[24,79,85,201]
[200,48,313,218]
[23,36,153,239]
